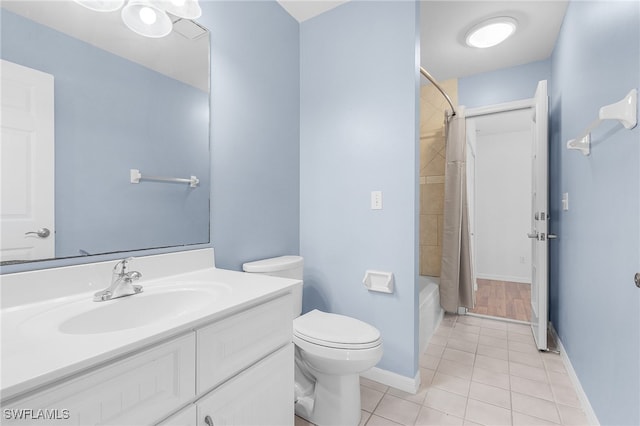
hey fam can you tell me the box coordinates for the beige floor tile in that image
[453,323,481,335]
[507,323,532,335]
[423,388,467,418]
[425,342,445,358]
[468,381,511,409]
[512,411,560,425]
[360,410,371,426]
[366,414,404,426]
[508,340,539,355]
[511,392,561,423]
[463,420,484,426]
[508,350,544,369]
[510,375,554,401]
[419,353,441,370]
[415,407,464,426]
[481,319,508,331]
[429,334,448,347]
[472,366,511,390]
[465,398,512,426]
[442,348,475,366]
[479,327,508,340]
[362,377,390,393]
[361,385,385,412]
[478,335,509,349]
[551,383,581,408]
[507,332,535,345]
[432,372,471,397]
[457,315,484,326]
[556,404,589,426]
[437,358,474,380]
[548,370,573,388]
[373,394,421,426]
[509,362,548,383]
[541,355,567,374]
[447,338,478,353]
[474,354,509,374]
[450,330,481,343]
[387,385,428,405]
[477,344,509,361]
[420,367,436,387]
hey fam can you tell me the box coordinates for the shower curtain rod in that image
[420,66,457,116]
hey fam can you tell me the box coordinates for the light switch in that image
[371,191,383,210]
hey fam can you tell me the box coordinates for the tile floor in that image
[296,314,590,426]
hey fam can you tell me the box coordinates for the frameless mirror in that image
[0,1,210,265]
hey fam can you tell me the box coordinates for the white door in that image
[529,80,549,350]
[0,60,55,262]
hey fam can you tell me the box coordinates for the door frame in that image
[462,97,547,329]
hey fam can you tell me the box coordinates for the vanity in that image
[0,249,301,425]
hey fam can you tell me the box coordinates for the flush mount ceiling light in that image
[465,17,517,49]
[73,0,202,38]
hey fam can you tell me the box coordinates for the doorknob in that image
[548,234,557,239]
[25,228,50,238]
[527,232,538,239]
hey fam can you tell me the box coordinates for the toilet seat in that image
[294,309,382,350]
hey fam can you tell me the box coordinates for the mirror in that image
[0,1,210,265]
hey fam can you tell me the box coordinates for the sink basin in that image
[60,289,212,334]
[19,282,232,335]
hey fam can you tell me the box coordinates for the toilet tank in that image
[242,256,303,317]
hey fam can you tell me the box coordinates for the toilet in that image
[242,256,383,426]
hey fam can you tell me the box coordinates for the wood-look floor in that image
[469,279,531,322]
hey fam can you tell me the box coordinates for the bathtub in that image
[419,275,444,354]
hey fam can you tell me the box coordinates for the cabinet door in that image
[196,344,294,426]
[197,294,292,393]
[3,334,195,426]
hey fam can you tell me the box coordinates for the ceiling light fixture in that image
[465,17,517,49]
[73,0,202,38]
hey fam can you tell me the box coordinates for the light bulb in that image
[465,17,517,49]
[139,6,157,25]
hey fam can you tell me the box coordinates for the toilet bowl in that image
[242,256,383,426]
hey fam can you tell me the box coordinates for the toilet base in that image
[295,369,361,426]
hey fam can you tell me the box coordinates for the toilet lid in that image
[294,310,381,349]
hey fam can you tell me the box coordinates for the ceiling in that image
[279,0,569,82]
[3,1,569,90]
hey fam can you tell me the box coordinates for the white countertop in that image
[1,266,301,402]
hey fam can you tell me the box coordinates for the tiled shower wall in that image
[419,80,458,276]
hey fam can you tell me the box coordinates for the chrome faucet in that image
[94,257,143,302]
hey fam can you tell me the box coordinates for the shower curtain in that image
[440,106,475,313]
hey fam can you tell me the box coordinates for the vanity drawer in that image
[196,294,292,393]
[3,333,196,426]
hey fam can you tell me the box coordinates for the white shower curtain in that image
[440,107,475,313]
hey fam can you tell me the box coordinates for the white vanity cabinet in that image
[3,294,294,426]
[2,334,196,425]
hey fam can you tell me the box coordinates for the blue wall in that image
[549,2,640,424]
[300,1,420,379]
[1,10,210,258]
[200,1,300,271]
[459,59,551,108]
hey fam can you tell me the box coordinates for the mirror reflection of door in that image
[1,59,55,262]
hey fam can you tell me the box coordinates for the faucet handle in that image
[113,257,135,274]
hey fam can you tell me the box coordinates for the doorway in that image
[465,103,536,323]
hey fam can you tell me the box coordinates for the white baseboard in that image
[548,324,600,426]
[360,367,420,394]
[475,273,530,284]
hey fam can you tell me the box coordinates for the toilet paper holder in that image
[363,270,394,294]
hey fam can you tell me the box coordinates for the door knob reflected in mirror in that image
[25,228,50,238]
